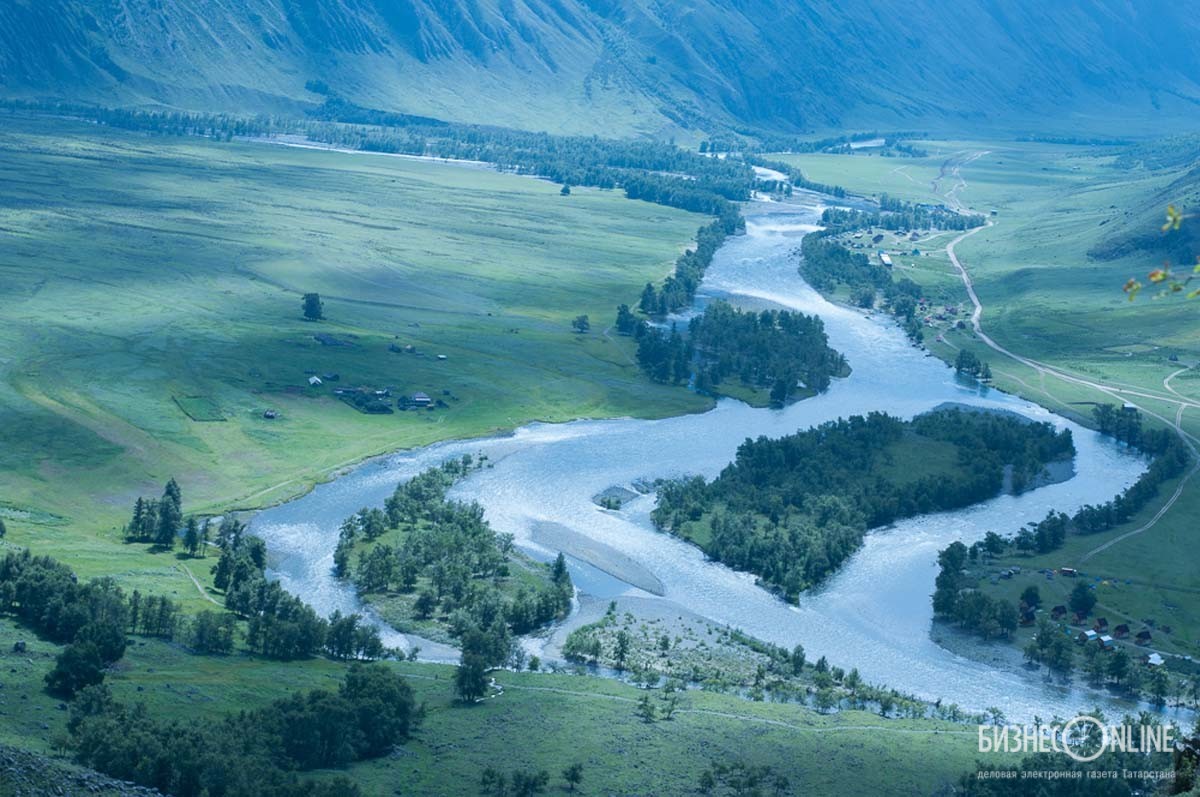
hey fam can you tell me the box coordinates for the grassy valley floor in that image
[0,617,980,796]
[0,115,712,605]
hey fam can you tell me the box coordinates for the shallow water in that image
[252,196,1174,721]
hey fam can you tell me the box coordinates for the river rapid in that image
[252,194,1168,722]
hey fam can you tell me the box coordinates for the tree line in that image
[1032,405,1189,545]
[68,663,414,797]
[333,457,572,666]
[620,299,846,406]
[213,516,386,661]
[653,408,1073,600]
[798,227,929,342]
[0,550,182,697]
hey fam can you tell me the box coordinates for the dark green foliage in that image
[186,610,237,654]
[302,292,324,321]
[1069,581,1097,617]
[69,665,412,797]
[614,304,638,335]
[45,641,106,696]
[654,409,1073,599]
[0,552,131,646]
[633,301,845,404]
[1070,405,1190,536]
[455,653,491,703]
[698,759,791,796]
[214,517,383,661]
[686,301,846,401]
[125,478,183,547]
[336,458,572,649]
[930,542,1020,639]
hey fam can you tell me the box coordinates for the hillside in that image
[2,0,1200,137]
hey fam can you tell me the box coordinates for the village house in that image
[1098,635,1114,650]
[1136,629,1153,645]
[1051,605,1067,620]
[1077,629,1098,645]
[1093,617,1108,632]
[1146,653,1165,667]
[1113,623,1130,638]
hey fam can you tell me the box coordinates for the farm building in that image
[308,376,323,386]
[411,392,433,407]
[879,252,893,267]
[1146,653,1165,667]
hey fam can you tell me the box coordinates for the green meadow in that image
[0,617,980,796]
[780,140,1200,662]
[0,116,712,595]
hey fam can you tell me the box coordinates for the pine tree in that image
[183,516,201,556]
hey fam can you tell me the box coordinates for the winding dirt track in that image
[943,224,1199,561]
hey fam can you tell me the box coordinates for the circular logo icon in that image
[1060,716,1107,762]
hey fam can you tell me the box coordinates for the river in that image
[251,193,1171,722]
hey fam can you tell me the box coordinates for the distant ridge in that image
[2,0,1199,137]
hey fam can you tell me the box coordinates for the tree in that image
[0,517,5,538]
[1020,585,1041,609]
[615,304,638,335]
[560,184,571,196]
[455,653,490,703]
[339,663,416,756]
[572,314,590,333]
[303,292,324,321]
[562,763,584,792]
[639,282,658,314]
[636,693,656,723]
[45,642,105,697]
[1068,581,1097,617]
[614,630,631,670]
[1108,647,1131,686]
[154,478,182,549]
[183,516,201,556]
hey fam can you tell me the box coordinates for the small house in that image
[436,354,448,361]
[411,392,433,407]
[1077,629,1098,645]
[308,376,323,386]
[1098,635,1114,650]
[1146,653,1165,667]
[1059,567,1078,577]
[879,252,894,267]
[1136,630,1153,645]
[1093,618,1108,632]
[263,410,278,420]
[1113,623,1130,638]
[321,373,340,382]
[1073,611,1088,625]
[1051,605,1067,620]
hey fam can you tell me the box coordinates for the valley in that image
[1,11,1199,788]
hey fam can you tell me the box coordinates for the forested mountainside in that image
[2,0,1199,137]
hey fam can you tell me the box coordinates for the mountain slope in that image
[2,0,1199,137]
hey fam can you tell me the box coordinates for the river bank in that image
[249,193,1182,723]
